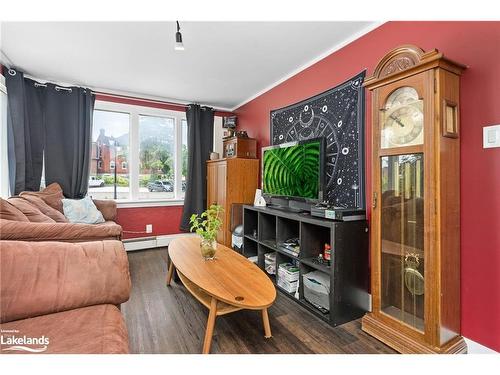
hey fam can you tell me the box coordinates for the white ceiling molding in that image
[231,21,384,111]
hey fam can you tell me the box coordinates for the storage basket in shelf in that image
[303,270,330,311]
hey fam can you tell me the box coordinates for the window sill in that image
[116,199,185,209]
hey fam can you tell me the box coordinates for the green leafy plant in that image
[263,141,320,198]
[189,204,224,242]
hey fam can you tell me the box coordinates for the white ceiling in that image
[0,22,378,110]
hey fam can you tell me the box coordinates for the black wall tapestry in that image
[270,71,366,209]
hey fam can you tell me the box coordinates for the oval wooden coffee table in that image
[166,236,276,354]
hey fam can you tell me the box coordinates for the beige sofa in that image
[0,240,131,354]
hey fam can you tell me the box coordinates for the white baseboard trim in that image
[464,337,498,354]
[123,233,195,251]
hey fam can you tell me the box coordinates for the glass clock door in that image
[380,153,425,331]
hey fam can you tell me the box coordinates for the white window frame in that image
[93,100,186,207]
[0,73,9,198]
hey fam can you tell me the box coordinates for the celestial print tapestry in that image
[270,71,366,209]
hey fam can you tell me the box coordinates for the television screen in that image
[262,138,323,200]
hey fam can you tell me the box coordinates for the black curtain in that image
[180,104,214,231]
[44,84,94,198]
[5,70,45,194]
[5,68,94,198]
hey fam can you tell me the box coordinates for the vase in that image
[200,238,217,260]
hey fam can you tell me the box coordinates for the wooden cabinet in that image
[361,45,466,353]
[207,158,259,247]
[222,137,257,159]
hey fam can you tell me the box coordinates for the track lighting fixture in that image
[175,21,184,51]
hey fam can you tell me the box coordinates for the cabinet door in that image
[207,163,218,207]
[216,162,227,208]
[216,162,227,244]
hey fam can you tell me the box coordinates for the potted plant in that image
[189,204,224,260]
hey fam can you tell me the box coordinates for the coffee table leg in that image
[202,297,218,354]
[166,262,175,286]
[262,308,272,338]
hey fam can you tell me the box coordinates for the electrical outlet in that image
[146,224,153,233]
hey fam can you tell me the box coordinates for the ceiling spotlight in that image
[175,21,184,51]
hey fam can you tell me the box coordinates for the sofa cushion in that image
[0,198,29,222]
[62,196,105,224]
[0,304,129,354]
[0,220,122,242]
[0,240,130,323]
[92,199,117,221]
[19,195,68,223]
[20,182,65,213]
[7,197,55,223]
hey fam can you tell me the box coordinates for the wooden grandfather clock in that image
[361,45,467,353]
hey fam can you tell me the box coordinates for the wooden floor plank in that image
[121,247,396,354]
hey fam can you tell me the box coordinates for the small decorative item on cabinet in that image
[235,130,248,138]
[223,128,235,138]
[223,136,257,159]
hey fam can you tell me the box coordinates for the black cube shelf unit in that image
[242,205,370,327]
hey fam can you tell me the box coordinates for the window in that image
[139,115,175,199]
[88,109,130,199]
[88,101,188,202]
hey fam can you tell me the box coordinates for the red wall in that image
[235,21,500,351]
[117,205,184,239]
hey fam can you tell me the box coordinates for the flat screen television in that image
[262,137,324,203]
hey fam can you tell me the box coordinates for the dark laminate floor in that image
[121,247,396,354]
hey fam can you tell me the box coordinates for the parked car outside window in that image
[147,180,174,192]
[89,176,105,187]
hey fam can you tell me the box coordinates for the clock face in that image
[381,87,424,148]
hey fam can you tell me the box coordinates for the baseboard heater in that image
[122,233,193,251]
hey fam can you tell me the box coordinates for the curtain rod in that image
[93,91,188,109]
[1,62,232,114]
[94,91,233,114]
[34,81,73,92]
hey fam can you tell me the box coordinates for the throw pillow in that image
[0,198,29,222]
[19,182,65,213]
[19,195,69,223]
[62,196,105,224]
[7,197,56,223]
